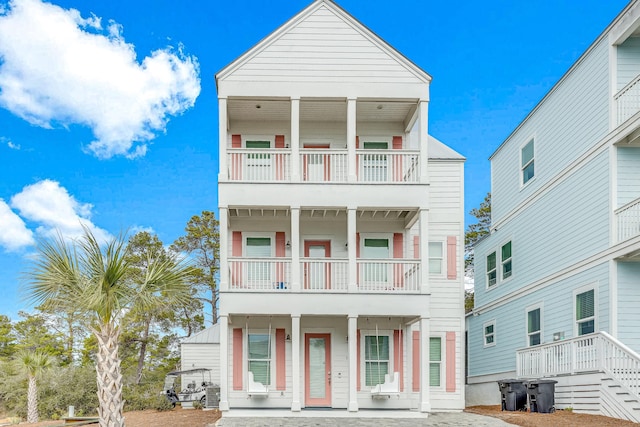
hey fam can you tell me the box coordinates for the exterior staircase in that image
[516,331,640,422]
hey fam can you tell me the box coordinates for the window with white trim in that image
[362,140,389,182]
[521,139,534,185]
[501,241,512,280]
[429,242,443,274]
[248,333,271,385]
[364,335,390,386]
[576,289,595,335]
[527,307,541,346]
[363,238,389,283]
[487,252,497,287]
[484,321,496,347]
[429,337,442,387]
[246,237,272,282]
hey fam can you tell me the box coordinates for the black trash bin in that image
[497,379,527,411]
[526,379,557,413]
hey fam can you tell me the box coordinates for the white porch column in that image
[291,314,301,411]
[347,98,357,182]
[419,208,429,294]
[219,207,229,292]
[219,97,228,182]
[291,206,301,292]
[291,97,300,182]
[419,316,431,413]
[219,314,230,411]
[348,314,359,412]
[418,100,429,182]
[347,206,357,292]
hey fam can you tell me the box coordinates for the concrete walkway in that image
[213,410,516,426]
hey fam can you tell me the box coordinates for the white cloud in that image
[10,179,111,243]
[0,198,35,251]
[0,0,200,159]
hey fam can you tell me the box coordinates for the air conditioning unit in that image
[206,385,220,408]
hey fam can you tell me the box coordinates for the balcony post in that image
[419,316,431,412]
[291,206,301,292]
[419,208,429,294]
[291,314,301,411]
[219,97,228,182]
[418,100,429,182]
[348,314,359,412]
[219,207,229,292]
[347,98,357,182]
[291,97,300,182]
[218,314,229,411]
[348,207,357,292]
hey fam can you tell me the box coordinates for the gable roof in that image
[429,135,465,160]
[181,324,220,344]
[216,0,431,86]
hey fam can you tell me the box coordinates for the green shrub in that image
[123,382,165,412]
[154,395,174,412]
[192,400,203,410]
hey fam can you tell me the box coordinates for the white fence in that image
[356,260,420,292]
[357,150,420,183]
[616,197,640,242]
[301,258,348,291]
[517,332,640,398]
[228,150,291,181]
[229,258,291,291]
[615,74,640,126]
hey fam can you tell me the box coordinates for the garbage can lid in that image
[527,379,557,384]
[497,379,522,383]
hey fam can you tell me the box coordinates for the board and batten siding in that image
[468,262,610,378]
[617,146,640,206]
[617,262,640,353]
[616,36,640,91]
[475,151,610,307]
[226,5,424,85]
[491,38,610,224]
[181,344,220,386]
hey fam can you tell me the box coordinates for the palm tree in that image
[24,228,193,427]
[16,349,53,423]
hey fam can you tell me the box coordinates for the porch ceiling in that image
[226,98,417,124]
[227,207,417,219]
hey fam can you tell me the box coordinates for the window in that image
[362,141,388,182]
[246,140,271,180]
[248,334,271,385]
[484,321,496,347]
[429,242,443,274]
[501,242,512,280]
[487,252,497,287]
[527,307,541,346]
[364,335,389,386]
[576,289,595,335]
[363,238,389,282]
[246,237,271,282]
[521,139,534,185]
[429,337,442,387]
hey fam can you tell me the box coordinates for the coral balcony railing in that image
[229,258,291,291]
[228,149,291,181]
[616,196,640,242]
[517,332,640,398]
[615,73,640,126]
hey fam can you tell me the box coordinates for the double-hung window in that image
[576,289,595,335]
[363,238,389,284]
[487,252,497,287]
[246,140,272,180]
[248,333,271,385]
[527,307,541,346]
[429,242,443,274]
[364,335,389,386]
[521,139,534,185]
[362,141,388,182]
[246,237,272,284]
[429,337,442,387]
[501,242,512,280]
[484,321,496,347]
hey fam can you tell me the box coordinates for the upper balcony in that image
[615,73,640,127]
[218,97,429,185]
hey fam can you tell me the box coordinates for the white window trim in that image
[483,320,496,348]
[359,233,394,259]
[360,329,394,389]
[242,135,275,148]
[500,240,513,282]
[245,329,275,387]
[486,250,497,290]
[428,241,444,276]
[243,232,275,258]
[520,136,536,188]
[525,302,543,347]
[359,136,393,148]
[573,284,598,337]
[429,333,445,390]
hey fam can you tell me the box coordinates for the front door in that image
[303,144,331,181]
[305,333,331,407]
[304,241,331,289]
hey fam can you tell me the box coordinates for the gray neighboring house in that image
[180,324,220,388]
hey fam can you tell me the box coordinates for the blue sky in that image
[0,0,630,318]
